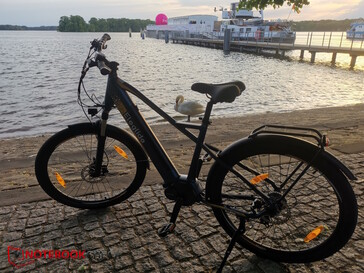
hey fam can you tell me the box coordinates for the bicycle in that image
[35,34,358,271]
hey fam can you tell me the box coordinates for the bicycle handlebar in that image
[90,33,112,75]
[91,33,111,52]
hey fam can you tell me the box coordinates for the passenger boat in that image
[346,22,364,40]
[146,2,296,44]
[215,3,295,43]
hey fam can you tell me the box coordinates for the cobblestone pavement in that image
[0,152,363,273]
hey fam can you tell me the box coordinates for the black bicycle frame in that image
[96,72,214,187]
[91,72,275,205]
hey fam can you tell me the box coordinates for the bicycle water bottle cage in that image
[191,81,245,104]
[249,124,329,148]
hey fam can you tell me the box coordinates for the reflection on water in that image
[0,31,363,139]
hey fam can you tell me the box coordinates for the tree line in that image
[292,19,363,32]
[58,15,154,32]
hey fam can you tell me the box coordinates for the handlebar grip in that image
[91,33,111,51]
[97,60,112,75]
[99,33,111,49]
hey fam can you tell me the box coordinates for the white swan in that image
[174,95,204,121]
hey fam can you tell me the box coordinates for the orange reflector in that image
[114,145,128,159]
[304,225,324,243]
[55,172,66,188]
[250,173,269,185]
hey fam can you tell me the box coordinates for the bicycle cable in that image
[77,48,105,122]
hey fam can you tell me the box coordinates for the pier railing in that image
[169,30,364,68]
[171,31,363,50]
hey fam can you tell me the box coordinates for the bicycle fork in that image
[90,113,109,177]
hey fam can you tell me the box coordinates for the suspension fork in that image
[92,112,109,177]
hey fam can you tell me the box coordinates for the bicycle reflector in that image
[114,145,128,159]
[304,225,324,243]
[250,173,269,185]
[55,172,66,188]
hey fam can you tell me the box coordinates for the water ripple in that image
[0,31,363,139]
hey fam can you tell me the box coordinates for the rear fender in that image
[322,151,356,181]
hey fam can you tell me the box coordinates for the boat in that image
[146,2,295,43]
[346,22,364,40]
[216,2,296,43]
[146,14,218,39]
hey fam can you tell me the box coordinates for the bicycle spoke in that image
[218,151,342,253]
[45,131,141,203]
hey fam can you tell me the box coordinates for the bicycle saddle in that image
[191,81,245,104]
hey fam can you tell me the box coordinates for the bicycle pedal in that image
[158,223,176,238]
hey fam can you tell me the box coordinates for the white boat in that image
[146,15,218,39]
[146,2,295,43]
[346,22,364,40]
[216,2,296,43]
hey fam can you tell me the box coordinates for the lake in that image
[0,31,363,139]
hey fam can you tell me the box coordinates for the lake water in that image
[0,31,363,139]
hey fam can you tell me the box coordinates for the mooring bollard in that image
[165,31,169,43]
[223,29,231,53]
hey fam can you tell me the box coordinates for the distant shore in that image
[0,25,57,31]
[1,17,363,32]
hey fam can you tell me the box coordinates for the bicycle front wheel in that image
[35,123,148,209]
[206,135,357,263]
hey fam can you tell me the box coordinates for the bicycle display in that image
[35,34,357,271]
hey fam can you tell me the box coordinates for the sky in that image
[0,0,363,26]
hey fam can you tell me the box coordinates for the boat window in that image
[246,28,251,32]
[189,20,197,24]
[240,28,244,33]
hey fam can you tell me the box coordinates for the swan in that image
[174,95,204,121]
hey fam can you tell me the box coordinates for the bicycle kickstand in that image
[158,198,183,237]
[217,217,246,273]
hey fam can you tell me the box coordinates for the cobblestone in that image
[1,152,363,272]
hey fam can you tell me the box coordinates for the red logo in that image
[8,246,85,268]
[8,246,35,268]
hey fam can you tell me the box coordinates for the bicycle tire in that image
[35,123,148,209]
[206,134,357,263]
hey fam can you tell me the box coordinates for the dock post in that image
[331,52,337,65]
[223,29,231,53]
[350,55,357,69]
[310,51,316,63]
[129,28,132,38]
[165,31,169,43]
[300,50,304,60]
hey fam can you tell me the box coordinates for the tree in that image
[58,16,70,32]
[239,0,310,13]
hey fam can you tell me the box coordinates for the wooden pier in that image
[171,32,364,69]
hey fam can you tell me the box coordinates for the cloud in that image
[340,0,364,19]
[0,0,362,26]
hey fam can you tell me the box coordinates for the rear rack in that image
[249,124,328,148]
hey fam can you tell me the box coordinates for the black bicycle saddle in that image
[191,81,245,104]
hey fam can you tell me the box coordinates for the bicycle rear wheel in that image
[35,123,148,209]
[206,135,357,263]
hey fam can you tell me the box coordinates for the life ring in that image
[255,30,261,40]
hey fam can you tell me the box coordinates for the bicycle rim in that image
[43,128,142,206]
[219,152,344,255]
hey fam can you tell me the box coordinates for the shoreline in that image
[1,103,364,202]
[1,102,363,141]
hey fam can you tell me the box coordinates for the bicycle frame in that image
[96,72,214,190]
